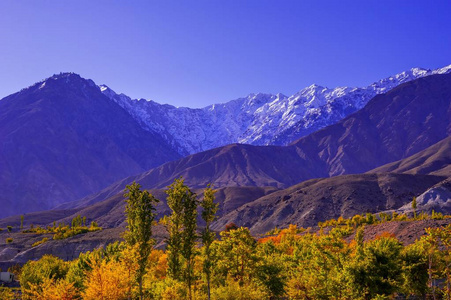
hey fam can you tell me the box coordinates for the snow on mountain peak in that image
[98,64,451,154]
[98,84,117,99]
[432,64,451,75]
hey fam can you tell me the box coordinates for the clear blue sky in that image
[0,1,450,108]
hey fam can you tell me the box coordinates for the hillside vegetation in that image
[2,181,451,300]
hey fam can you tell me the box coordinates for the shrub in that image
[7,226,12,232]
[0,288,15,300]
[24,277,79,300]
[32,238,48,247]
[211,279,268,300]
[6,238,13,244]
[20,255,69,292]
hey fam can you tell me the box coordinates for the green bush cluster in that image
[22,215,101,241]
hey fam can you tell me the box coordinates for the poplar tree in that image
[200,185,218,300]
[166,178,198,300]
[412,196,417,219]
[123,181,159,300]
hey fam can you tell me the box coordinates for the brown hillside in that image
[213,173,445,234]
[370,136,451,176]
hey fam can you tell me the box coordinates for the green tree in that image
[401,242,429,297]
[165,178,198,300]
[20,215,24,229]
[20,255,69,292]
[123,181,159,300]
[412,196,417,219]
[355,225,365,256]
[213,227,258,286]
[346,236,403,299]
[166,180,184,281]
[200,184,219,300]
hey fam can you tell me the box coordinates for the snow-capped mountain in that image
[100,65,451,155]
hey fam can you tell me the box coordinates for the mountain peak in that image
[433,64,451,75]
[23,72,96,94]
[46,72,96,87]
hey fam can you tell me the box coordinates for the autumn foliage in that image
[8,182,451,299]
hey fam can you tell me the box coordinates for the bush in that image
[0,288,15,300]
[6,238,13,244]
[32,238,48,247]
[20,255,69,292]
[24,277,79,300]
[7,226,12,232]
[211,279,268,300]
[150,278,186,300]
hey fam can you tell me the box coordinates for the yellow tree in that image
[83,259,132,300]
[25,277,79,300]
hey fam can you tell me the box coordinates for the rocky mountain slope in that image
[213,173,446,234]
[49,124,451,236]
[100,65,451,155]
[214,130,451,234]
[291,72,451,175]
[68,72,451,209]
[370,136,451,176]
[0,73,181,218]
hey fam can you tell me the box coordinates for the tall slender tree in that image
[166,180,184,281]
[200,184,218,300]
[412,196,418,219]
[166,178,198,300]
[123,181,159,300]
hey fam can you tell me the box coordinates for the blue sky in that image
[0,1,450,108]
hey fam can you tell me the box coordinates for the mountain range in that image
[100,65,451,155]
[67,71,451,205]
[0,65,450,220]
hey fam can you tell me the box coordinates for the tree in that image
[166,178,198,300]
[412,196,417,219]
[20,255,69,294]
[214,227,258,285]
[346,236,403,299]
[123,181,159,300]
[26,277,79,300]
[401,242,429,297]
[200,184,219,300]
[20,215,24,229]
[83,259,132,300]
[166,180,184,281]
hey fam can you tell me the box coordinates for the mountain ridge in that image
[99,65,451,155]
